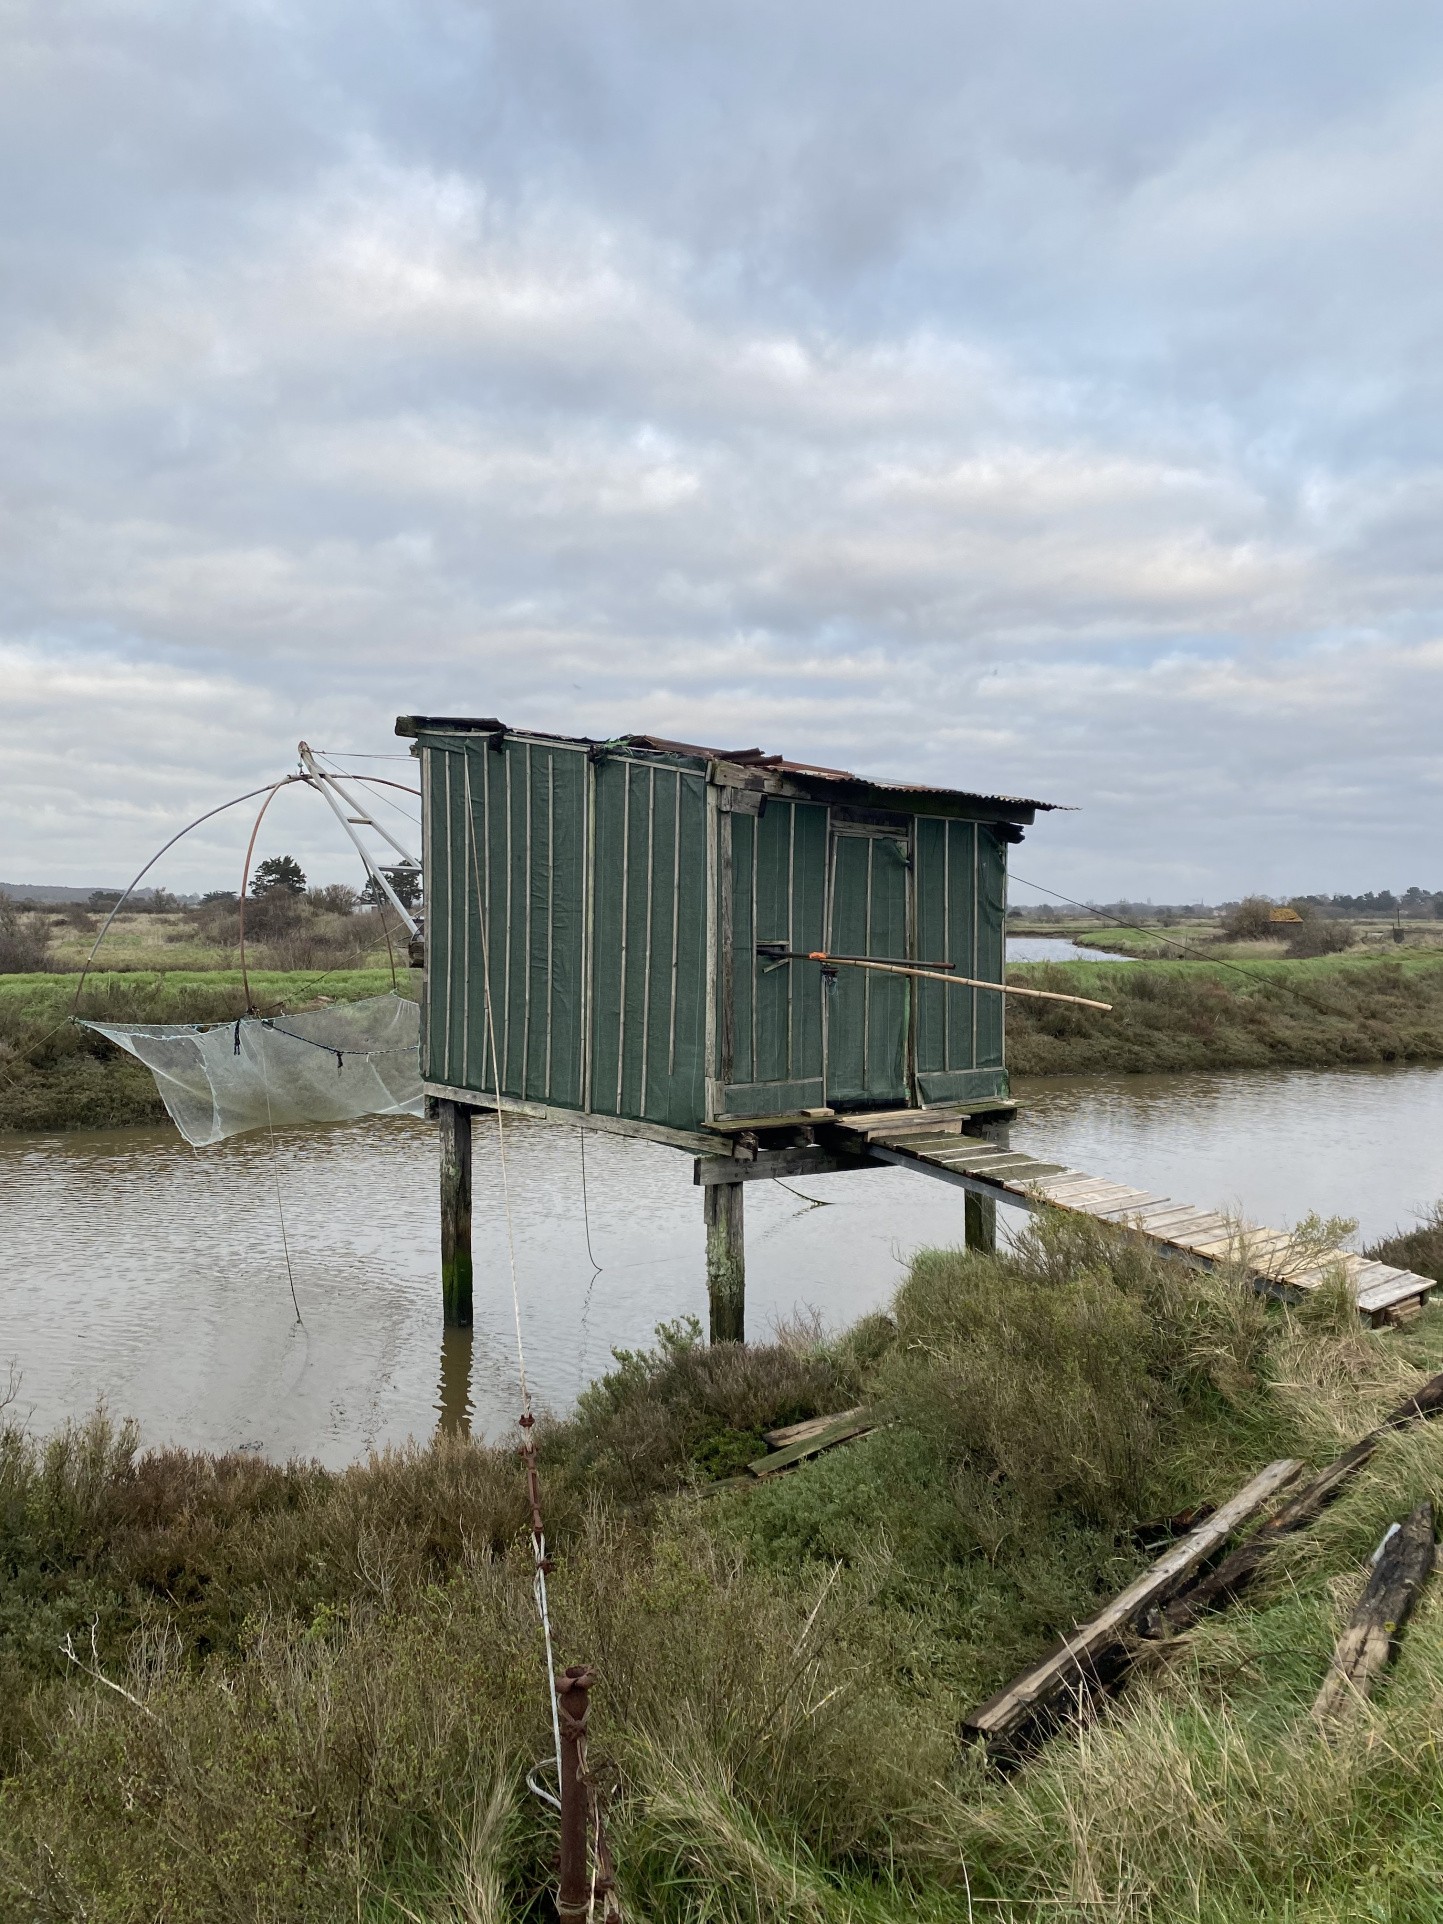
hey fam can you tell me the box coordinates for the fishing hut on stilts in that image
[398,715,1077,1339]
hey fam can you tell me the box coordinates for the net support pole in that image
[439,1099,473,1327]
[556,1666,596,1924]
[704,1178,746,1343]
[964,1117,1008,1255]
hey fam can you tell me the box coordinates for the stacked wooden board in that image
[835,1112,1436,1326]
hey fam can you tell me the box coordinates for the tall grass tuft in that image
[5,1231,1443,1920]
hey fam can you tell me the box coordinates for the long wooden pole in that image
[801,951,1113,1013]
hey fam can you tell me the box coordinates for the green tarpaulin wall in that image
[414,728,1018,1132]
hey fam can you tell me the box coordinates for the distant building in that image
[1268,906,1303,924]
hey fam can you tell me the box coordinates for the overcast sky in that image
[3,0,1441,900]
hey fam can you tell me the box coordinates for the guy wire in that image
[578,1126,603,1274]
[1010,873,1368,1021]
[258,1029,304,1325]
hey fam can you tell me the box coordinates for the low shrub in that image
[0,896,52,974]
[4,1227,1443,1921]
[1285,917,1354,958]
[1368,1199,1443,1284]
[544,1317,862,1502]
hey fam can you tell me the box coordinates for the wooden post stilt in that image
[964,1117,1008,1256]
[439,1099,473,1327]
[965,1190,997,1255]
[704,1179,746,1343]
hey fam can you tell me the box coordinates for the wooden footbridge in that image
[825,1105,1436,1327]
[402,717,1433,1340]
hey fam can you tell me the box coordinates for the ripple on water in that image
[5,1061,1441,1463]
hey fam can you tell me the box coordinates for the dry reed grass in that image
[4,1223,1443,1921]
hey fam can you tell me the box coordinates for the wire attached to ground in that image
[462,754,564,1789]
[773,1179,831,1209]
[578,1127,604,1273]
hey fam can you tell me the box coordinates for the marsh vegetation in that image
[4,1216,1443,1921]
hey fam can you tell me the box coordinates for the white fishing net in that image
[84,993,423,1146]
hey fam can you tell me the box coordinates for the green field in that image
[1007,950,1443,1076]
[5,1217,1443,1921]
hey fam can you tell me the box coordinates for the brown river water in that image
[2,1064,1441,1465]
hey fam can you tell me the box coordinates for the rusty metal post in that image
[556,1665,596,1922]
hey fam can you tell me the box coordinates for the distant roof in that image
[395,715,1060,823]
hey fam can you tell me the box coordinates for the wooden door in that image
[823,826,911,1107]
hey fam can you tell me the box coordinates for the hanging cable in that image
[70,779,301,1019]
[258,1030,304,1325]
[238,781,303,1014]
[578,1126,603,1275]
[462,754,564,1787]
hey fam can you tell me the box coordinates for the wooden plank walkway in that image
[838,1114,1436,1325]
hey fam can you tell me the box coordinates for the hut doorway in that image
[823,825,911,1107]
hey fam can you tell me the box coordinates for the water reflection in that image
[4,1061,1442,1464]
[1007,936,1135,963]
[436,1324,473,1439]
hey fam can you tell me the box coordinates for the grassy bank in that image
[1008,951,1443,1075]
[0,969,415,1133]
[8,951,1443,1135]
[5,1217,1443,1920]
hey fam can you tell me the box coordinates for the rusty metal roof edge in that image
[394,716,1062,813]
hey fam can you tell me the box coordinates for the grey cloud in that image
[2,0,1441,898]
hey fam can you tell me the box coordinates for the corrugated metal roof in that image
[396,717,1058,815]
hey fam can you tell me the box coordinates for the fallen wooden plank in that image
[747,1414,875,1477]
[1313,1503,1435,1729]
[1151,1370,1443,1635]
[762,1405,868,1450]
[962,1457,1304,1759]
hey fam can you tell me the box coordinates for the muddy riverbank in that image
[7,955,1443,1133]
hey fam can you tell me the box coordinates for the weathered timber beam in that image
[747,1412,875,1476]
[1150,1369,1443,1636]
[438,1098,473,1328]
[421,1081,725,1157]
[962,1457,1303,1761]
[1312,1503,1435,1729]
[704,1180,745,1343]
[694,1147,876,1186]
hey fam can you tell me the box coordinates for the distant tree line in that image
[1011,888,1443,923]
